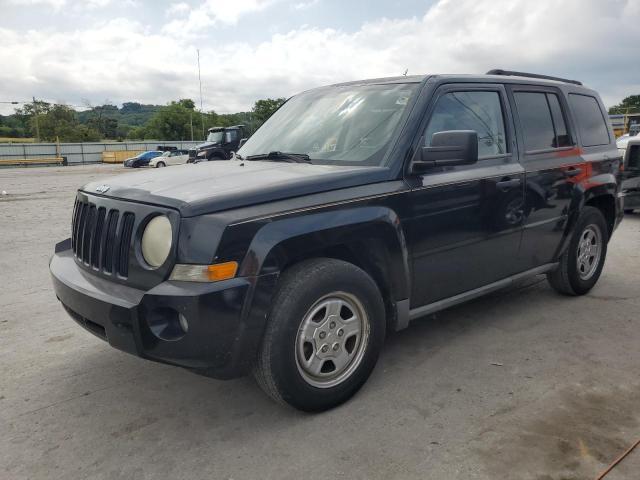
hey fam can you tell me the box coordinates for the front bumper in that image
[50,242,277,379]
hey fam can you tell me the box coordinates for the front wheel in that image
[156,161,166,168]
[547,206,609,295]
[253,258,385,411]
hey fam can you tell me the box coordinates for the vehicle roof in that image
[207,125,244,132]
[326,73,594,91]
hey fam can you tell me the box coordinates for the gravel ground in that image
[1,164,639,480]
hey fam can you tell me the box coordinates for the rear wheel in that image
[253,258,385,411]
[156,161,166,168]
[547,206,608,295]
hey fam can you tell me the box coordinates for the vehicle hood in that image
[618,134,639,149]
[82,161,389,217]
[196,141,220,150]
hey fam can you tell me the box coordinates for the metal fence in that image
[0,141,202,165]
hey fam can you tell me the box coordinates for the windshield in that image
[207,131,224,143]
[238,83,418,166]
[161,151,171,157]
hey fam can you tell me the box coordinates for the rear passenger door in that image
[169,151,184,165]
[406,84,525,307]
[508,86,583,270]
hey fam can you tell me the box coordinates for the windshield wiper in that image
[245,151,312,163]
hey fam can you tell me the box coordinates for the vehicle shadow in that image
[60,274,554,423]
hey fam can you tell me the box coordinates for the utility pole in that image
[33,96,40,142]
[197,49,205,140]
[190,110,194,141]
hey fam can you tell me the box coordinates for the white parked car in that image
[148,149,190,167]
[617,128,640,156]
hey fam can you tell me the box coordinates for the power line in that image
[0,100,92,110]
[197,49,205,141]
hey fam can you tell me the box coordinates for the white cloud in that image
[6,0,67,7]
[165,2,190,17]
[0,0,639,115]
[6,0,112,8]
[292,0,319,10]
[163,0,277,37]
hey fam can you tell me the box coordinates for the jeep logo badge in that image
[96,184,110,193]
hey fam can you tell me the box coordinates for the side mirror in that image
[411,130,478,173]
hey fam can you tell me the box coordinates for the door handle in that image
[565,167,582,177]
[496,178,521,191]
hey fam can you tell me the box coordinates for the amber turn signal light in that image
[169,261,239,282]
[207,261,238,281]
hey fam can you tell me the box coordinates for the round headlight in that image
[141,215,172,268]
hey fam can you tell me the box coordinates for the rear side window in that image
[628,144,640,170]
[225,130,239,143]
[514,92,571,152]
[568,94,610,147]
[424,91,507,158]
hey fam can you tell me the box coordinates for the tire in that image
[156,161,166,168]
[547,206,609,296]
[253,258,386,412]
[624,209,634,214]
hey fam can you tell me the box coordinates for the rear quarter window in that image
[628,144,640,170]
[568,94,610,147]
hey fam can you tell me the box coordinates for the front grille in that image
[71,198,135,277]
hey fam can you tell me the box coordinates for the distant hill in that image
[0,97,284,141]
[0,101,163,139]
[76,102,161,128]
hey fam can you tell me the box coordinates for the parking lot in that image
[1,164,639,480]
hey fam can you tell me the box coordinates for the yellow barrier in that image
[102,150,144,163]
[0,157,64,166]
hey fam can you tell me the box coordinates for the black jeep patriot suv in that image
[51,70,623,411]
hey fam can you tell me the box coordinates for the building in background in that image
[609,113,640,138]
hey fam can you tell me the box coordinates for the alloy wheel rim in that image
[295,292,370,389]
[576,224,602,281]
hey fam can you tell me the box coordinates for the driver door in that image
[405,84,526,307]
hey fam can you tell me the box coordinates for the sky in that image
[1,0,639,115]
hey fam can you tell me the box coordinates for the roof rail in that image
[486,69,583,86]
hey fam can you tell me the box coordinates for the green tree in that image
[145,100,196,140]
[252,98,286,123]
[120,102,143,114]
[127,125,148,140]
[178,98,196,109]
[86,104,119,139]
[14,100,52,138]
[609,95,640,114]
[37,104,100,142]
[0,114,26,137]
